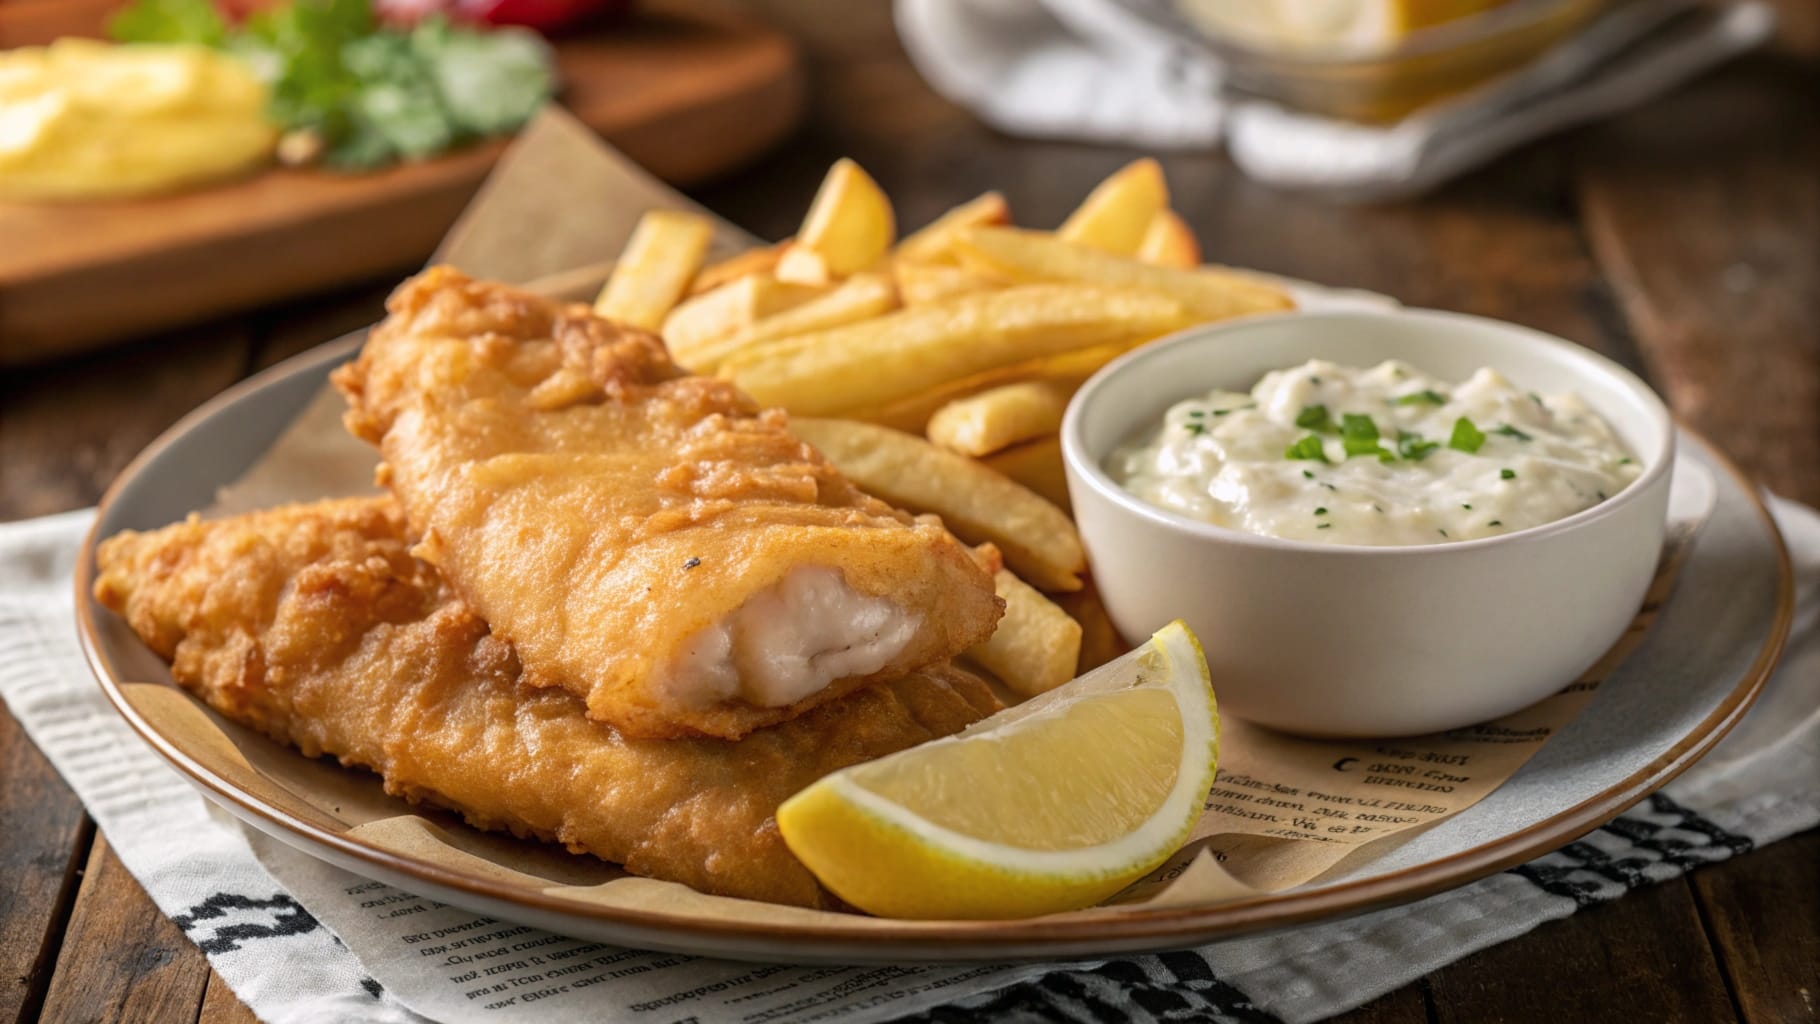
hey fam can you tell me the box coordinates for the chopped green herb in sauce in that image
[1286,435,1328,462]
[1295,404,1335,433]
[1397,430,1439,461]
[1341,413,1395,460]
[1394,389,1446,406]
[1493,424,1533,441]
[1448,417,1486,454]
[1501,468,1517,480]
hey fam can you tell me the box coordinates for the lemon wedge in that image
[777,620,1218,919]
[1180,0,1507,54]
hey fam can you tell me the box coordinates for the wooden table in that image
[3,2,1815,1021]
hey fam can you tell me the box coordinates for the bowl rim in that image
[1061,307,1676,558]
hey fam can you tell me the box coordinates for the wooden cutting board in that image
[0,1,803,364]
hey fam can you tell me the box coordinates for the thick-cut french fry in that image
[661,274,824,363]
[593,210,714,330]
[680,272,898,372]
[894,262,1004,306]
[967,568,1084,699]
[955,226,1295,321]
[776,158,895,283]
[689,243,786,296]
[774,247,837,287]
[819,333,1136,433]
[719,285,1188,417]
[1058,158,1168,255]
[927,380,1070,457]
[895,191,1010,264]
[1136,209,1202,269]
[790,418,1086,592]
[981,435,1070,512]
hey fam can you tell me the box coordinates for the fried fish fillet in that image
[94,498,1001,908]
[332,267,1001,740]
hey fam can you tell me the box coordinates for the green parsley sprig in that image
[109,0,556,170]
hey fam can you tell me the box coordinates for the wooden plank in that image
[0,713,90,1024]
[198,971,261,1024]
[0,323,248,519]
[1691,830,1820,1024]
[37,836,212,1024]
[1427,880,1738,1022]
[0,4,802,364]
[1576,59,1820,505]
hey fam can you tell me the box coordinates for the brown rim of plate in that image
[73,335,1796,954]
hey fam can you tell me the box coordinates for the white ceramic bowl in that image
[1062,309,1675,737]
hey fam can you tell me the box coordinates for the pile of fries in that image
[595,159,1295,699]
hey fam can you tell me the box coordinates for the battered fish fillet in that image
[333,267,1002,740]
[94,498,1001,908]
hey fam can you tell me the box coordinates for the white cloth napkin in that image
[2,499,1817,1023]
[895,0,1775,201]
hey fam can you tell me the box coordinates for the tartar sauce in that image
[1109,359,1641,546]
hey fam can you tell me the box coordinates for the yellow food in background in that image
[778,620,1218,920]
[1179,0,1511,54]
[0,40,276,201]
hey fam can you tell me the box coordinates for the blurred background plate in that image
[0,0,801,366]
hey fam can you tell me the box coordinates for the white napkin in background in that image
[895,0,1776,201]
[0,497,1815,1024]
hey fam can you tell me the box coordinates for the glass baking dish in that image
[1172,0,1634,122]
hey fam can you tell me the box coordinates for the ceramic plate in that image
[76,331,1792,963]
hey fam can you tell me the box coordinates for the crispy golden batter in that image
[332,267,1001,740]
[94,498,1001,908]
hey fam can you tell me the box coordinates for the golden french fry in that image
[927,380,1070,457]
[593,210,715,331]
[1136,209,1202,269]
[895,191,1011,264]
[774,246,837,286]
[777,158,895,282]
[681,272,898,372]
[719,285,1188,417]
[955,226,1295,321]
[791,418,1085,592]
[1058,158,1168,255]
[981,435,1070,512]
[689,243,786,296]
[967,568,1083,699]
[831,334,1135,433]
[662,274,825,363]
[894,261,1004,306]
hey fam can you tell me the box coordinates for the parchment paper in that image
[158,106,1714,926]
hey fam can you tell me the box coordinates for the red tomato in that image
[374,0,629,31]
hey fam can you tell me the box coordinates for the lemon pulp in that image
[777,621,1218,919]
[851,687,1182,850]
